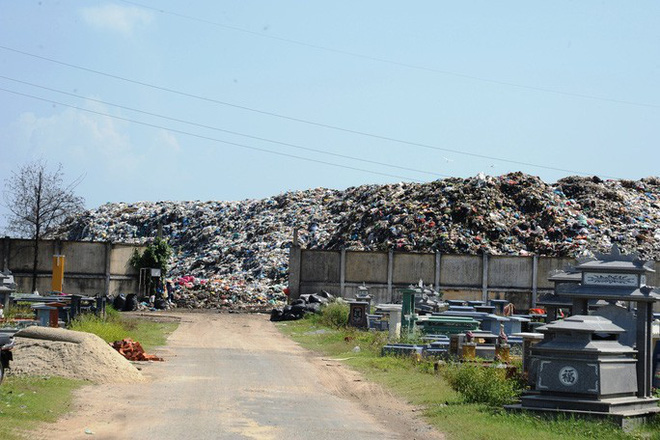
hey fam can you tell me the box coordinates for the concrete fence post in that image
[531,255,539,308]
[482,253,489,302]
[54,239,63,255]
[104,242,112,298]
[340,249,346,298]
[387,249,394,302]
[434,252,441,292]
[288,245,302,301]
[2,236,9,272]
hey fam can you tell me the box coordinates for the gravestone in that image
[511,246,660,426]
[348,301,369,329]
[593,303,636,348]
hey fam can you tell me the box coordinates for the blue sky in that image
[1,1,659,232]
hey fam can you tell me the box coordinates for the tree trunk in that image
[31,233,39,293]
[31,171,43,294]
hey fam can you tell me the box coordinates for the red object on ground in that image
[111,338,164,362]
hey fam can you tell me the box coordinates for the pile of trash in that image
[322,173,660,258]
[270,291,335,322]
[51,173,660,309]
[171,275,285,311]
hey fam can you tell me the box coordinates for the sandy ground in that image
[11,326,144,383]
[29,312,444,440]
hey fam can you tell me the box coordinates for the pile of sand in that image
[10,327,145,383]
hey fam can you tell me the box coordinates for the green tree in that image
[130,237,172,276]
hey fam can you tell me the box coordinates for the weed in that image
[68,307,178,350]
[2,303,34,320]
[319,301,349,328]
[441,361,523,407]
[68,311,127,343]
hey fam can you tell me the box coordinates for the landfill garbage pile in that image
[53,189,342,310]
[51,173,660,309]
[322,173,660,258]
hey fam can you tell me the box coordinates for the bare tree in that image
[3,161,84,293]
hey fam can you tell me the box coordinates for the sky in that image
[1,1,659,233]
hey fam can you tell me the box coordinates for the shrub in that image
[68,312,127,343]
[319,301,349,329]
[129,237,172,276]
[441,362,523,407]
[3,303,34,320]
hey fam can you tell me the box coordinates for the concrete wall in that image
[537,256,575,289]
[1,237,142,297]
[488,256,532,289]
[301,250,340,282]
[345,251,387,283]
[291,248,660,310]
[393,253,435,285]
[440,254,482,288]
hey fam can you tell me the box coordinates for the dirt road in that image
[33,312,444,440]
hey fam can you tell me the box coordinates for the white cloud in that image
[156,130,180,153]
[7,102,140,177]
[80,4,153,37]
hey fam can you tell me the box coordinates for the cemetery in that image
[334,245,660,430]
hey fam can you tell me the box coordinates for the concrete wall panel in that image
[64,277,106,295]
[109,278,140,296]
[8,239,54,272]
[345,251,388,283]
[488,256,532,289]
[300,250,340,283]
[440,255,482,287]
[60,241,105,274]
[392,252,435,284]
[4,238,142,295]
[537,256,576,289]
[111,245,139,275]
[14,276,50,295]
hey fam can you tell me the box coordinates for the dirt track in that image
[31,312,444,440]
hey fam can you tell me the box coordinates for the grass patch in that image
[277,315,657,440]
[441,361,524,407]
[0,376,84,440]
[318,301,349,328]
[0,308,179,439]
[68,307,178,350]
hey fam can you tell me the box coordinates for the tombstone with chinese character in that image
[513,245,660,427]
[523,316,638,405]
